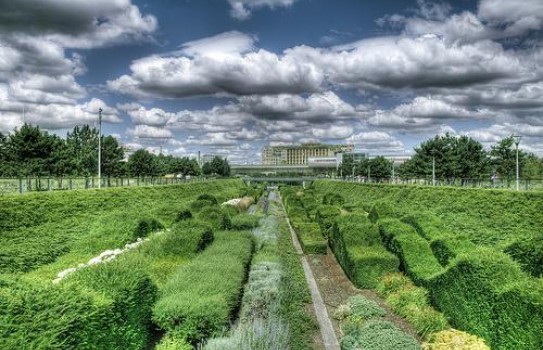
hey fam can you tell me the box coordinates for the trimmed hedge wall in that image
[428,249,543,350]
[379,218,444,284]
[329,216,399,289]
[0,259,157,350]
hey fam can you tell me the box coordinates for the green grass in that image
[152,231,254,344]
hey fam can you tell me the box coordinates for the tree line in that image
[339,134,543,182]
[0,124,230,178]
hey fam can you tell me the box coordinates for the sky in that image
[1,0,543,164]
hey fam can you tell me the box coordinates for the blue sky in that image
[1,0,542,163]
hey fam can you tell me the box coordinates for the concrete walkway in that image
[278,193,341,350]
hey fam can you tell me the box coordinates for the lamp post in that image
[513,135,522,191]
[367,164,371,183]
[98,108,102,189]
[430,149,437,186]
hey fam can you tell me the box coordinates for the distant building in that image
[262,143,354,165]
[201,154,223,165]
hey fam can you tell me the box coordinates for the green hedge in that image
[379,218,444,284]
[152,231,253,344]
[330,216,399,289]
[315,205,341,237]
[429,235,477,267]
[428,249,543,349]
[0,258,157,350]
[291,221,327,254]
[504,234,543,278]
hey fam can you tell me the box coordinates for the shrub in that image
[0,259,157,350]
[190,199,216,213]
[197,193,218,204]
[341,319,421,350]
[423,329,490,350]
[156,332,193,350]
[134,218,164,239]
[348,295,386,321]
[175,209,192,222]
[231,214,261,230]
[376,273,411,297]
[322,192,344,206]
[378,273,449,339]
[429,234,477,267]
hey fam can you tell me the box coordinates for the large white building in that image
[262,143,354,165]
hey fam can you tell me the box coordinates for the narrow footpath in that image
[278,192,341,350]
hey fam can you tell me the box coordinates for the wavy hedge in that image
[312,180,543,350]
[329,215,399,288]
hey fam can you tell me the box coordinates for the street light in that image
[513,135,522,191]
[98,108,102,189]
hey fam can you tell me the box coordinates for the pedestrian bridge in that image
[242,176,320,188]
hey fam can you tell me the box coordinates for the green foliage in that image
[175,209,192,222]
[398,133,490,180]
[423,329,490,350]
[347,295,386,321]
[152,231,253,344]
[379,218,444,284]
[197,193,218,204]
[341,319,421,350]
[231,214,261,230]
[0,258,158,350]
[134,218,164,239]
[504,234,543,277]
[291,221,327,254]
[322,192,344,205]
[329,216,399,289]
[276,214,317,350]
[315,205,340,236]
[190,198,217,212]
[202,156,230,177]
[429,249,543,349]
[377,273,448,339]
[156,332,193,350]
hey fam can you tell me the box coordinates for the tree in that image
[337,153,354,178]
[490,136,526,180]
[202,156,230,177]
[7,123,63,176]
[101,136,125,177]
[66,125,98,176]
[367,156,393,180]
[128,149,157,177]
[399,133,489,182]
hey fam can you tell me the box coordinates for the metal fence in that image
[341,176,543,191]
[0,177,207,195]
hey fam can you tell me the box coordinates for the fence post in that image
[48,178,51,191]
[19,178,23,194]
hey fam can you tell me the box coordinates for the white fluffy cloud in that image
[109,37,323,98]
[478,0,543,36]
[228,0,297,20]
[350,131,405,153]
[127,125,173,139]
[0,0,156,132]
